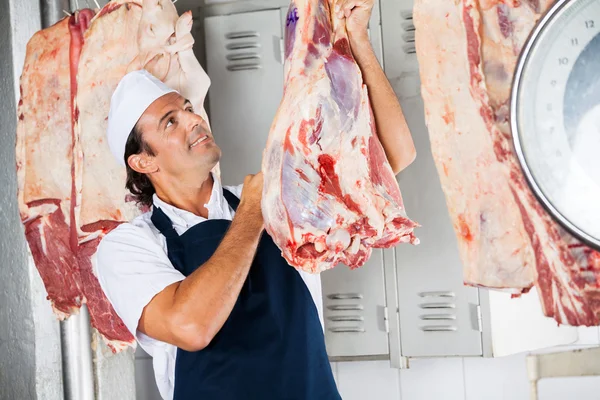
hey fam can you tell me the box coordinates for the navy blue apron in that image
[151,189,341,400]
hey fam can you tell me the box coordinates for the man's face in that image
[135,92,221,179]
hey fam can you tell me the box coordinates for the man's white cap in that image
[107,69,177,166]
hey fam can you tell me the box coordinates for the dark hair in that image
[124,124,156,208]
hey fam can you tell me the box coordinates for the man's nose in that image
[185,111,206,131]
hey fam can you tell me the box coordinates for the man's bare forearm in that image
[349,33,416,174]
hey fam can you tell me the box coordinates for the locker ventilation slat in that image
[326,292,366,334]
[327,293,363,300]
[225,30,262,72]
[225,31,259,39]
[226,42,260,50]
[418,291,458,332]
[226,53,261,61]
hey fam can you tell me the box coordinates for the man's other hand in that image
[334,0,374,40]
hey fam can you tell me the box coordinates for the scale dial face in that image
[512,0,600,249]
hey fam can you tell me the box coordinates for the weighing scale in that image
[511,0,600,251]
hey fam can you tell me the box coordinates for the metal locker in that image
[204,9,284,187]
[308,0,391,361]
[380,0,484,357]
[321,250,391,359]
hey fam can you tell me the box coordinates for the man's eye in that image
[166,118,175,128]
[186,107,194,113]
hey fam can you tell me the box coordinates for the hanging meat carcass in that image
[414,0,600,325]
[16,8,135,351]
[16,0,215,352]
[261,0,419,274]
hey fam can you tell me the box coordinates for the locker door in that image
[321,250,391,359]
[204,10,284,186]
[380,0,484,357]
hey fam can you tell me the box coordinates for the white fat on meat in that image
[75,3,144,230]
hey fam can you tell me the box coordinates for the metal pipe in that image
[60,305,95,400]
[40,0,70,28]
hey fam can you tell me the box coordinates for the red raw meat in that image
[414,0,600,325]
[262,0,418,274]
[78,235,132,348]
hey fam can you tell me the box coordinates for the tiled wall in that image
[134,327,600,400]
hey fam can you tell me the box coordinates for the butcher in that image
[95,0,416,399]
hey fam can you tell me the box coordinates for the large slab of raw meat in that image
[414,0,600,325]
[16,9,135,351]
[262,0,419,274]
[16,0,216,352]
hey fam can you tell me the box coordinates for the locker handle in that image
[327,293,363,300]
[420,325,457,332]
[226,64,262,72]
[329,327,365,333]
[226,31,259,39]
[328,316,364,322]
[327,304,364,311]
[419,314,456,320]
[418,291,455,298]
[419,302,455,309]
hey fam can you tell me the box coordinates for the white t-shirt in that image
[94,175,324,400]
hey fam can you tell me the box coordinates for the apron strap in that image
[222,188,240,211]
[150,206,180,239]
[150,206,186,272]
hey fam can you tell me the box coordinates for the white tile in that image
[135,358,163,400]
[400,358,465,400]
[336,361,400,400]
[538,376,600,400]
[464,354,529,400]
[574,326,600,346]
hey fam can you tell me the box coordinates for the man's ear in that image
[128,153,158,174]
